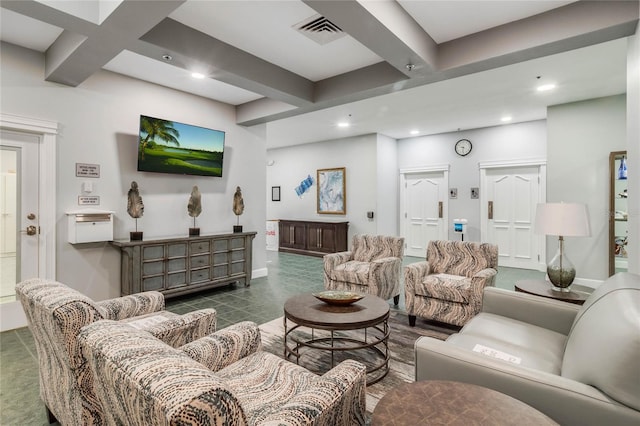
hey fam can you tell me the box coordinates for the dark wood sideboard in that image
[278,219,348,257]
[111,232,256,298]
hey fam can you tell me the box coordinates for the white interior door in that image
[484,166,542,269]
[401,169,448,258]
[1,133,40,303]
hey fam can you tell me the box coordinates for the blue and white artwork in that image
[295,175,314,197]
[317,168,346,214]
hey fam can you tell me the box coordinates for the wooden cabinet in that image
[279,220,348,257]
[111,232,256,298]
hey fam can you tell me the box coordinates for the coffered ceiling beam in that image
[138,18,315,108]
[303,0,438,77]
[1,0,186,87]
[238,0,639,127]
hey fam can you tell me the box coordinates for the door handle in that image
[488,201,493,220]
[438,202,443,218]
[23,225,38,236]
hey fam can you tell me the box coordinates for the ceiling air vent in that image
[294,14,345,45]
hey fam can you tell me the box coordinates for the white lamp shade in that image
[534,203,591,237]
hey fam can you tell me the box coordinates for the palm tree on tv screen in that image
[139,116,180,160]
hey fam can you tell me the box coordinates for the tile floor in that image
[0,251,544,425]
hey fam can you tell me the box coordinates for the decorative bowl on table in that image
[312,291,364,306]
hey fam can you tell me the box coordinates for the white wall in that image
[1,42,267,301]
[398,120,547,242]
[547,95,626,281]
[376,134,399,236]
[266,134,379,239]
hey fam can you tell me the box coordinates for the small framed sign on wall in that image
[272,186,281,201]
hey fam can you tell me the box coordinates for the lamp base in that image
[547,242,575,292]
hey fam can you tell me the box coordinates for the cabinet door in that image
[308,223,338,253]
[279,221,306,249]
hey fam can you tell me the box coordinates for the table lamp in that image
[534,203,591,292]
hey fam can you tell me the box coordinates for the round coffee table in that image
[372,380,558,425]
[283,293,390,384]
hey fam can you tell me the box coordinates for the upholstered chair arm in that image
[95,291,165,320]
[403,261,430,292]
[481,287,579,335]
[368,257,403,300]
[259,359,367,426]
[323,251,353,271]
[180,321,262,372]
[471,267,498,291]
[142,308,217,348]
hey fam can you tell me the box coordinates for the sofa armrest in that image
[144,308,217,348]
[481,287,579,335]
[180,321,261,372]
[415,336,640,426]
[95,291,165,320]
[259,359,367,425]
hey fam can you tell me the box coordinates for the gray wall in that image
[547,95,626,281]
[1,42,267,301]
[397,120,547,242]
[266,134,380,239]
[376,134,399,236]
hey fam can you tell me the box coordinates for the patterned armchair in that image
[324,234,405,305]
[15,278,217,426]
[78,320,367,426]
[404,240,498,327]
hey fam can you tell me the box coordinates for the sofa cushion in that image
[447,312,567,373]
[330,261,371,285]
[414,273,471,304]
[215,351,320,424]
[562,272,640,411]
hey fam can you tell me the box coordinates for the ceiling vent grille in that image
[294,14,345,45]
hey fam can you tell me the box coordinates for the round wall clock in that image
[455,139,472,156]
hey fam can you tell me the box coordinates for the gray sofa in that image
[415,272,640,426]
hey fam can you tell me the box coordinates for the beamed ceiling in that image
[0,1,638,148]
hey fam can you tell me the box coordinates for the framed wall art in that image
[317,167,346,214]
[271,186,281,201]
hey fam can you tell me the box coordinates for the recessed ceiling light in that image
[537,83,556,92]
[191,72,205,79]
[337,121,350,128]
[501,116,512,122]
[410,130,419,135]
[162,54,172,61]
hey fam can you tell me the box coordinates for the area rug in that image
[258,310,458,415]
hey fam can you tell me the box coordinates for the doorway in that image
[480,160,546,270]
[400,166,449,258]
[0,113,57,331]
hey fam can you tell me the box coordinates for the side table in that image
[372,380,557,425]
[515,279,590,305]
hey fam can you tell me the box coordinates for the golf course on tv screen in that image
[138,115,225,177]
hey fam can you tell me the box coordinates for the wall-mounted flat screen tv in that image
[137,115,225,177]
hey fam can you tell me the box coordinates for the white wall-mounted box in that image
[66,210,114,244]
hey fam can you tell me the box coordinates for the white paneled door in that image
[1,132,40,302]
[483,165,543,269]
[401,169,448,258]
[0,113,57,332]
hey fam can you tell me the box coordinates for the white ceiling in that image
[0,1,635,149]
